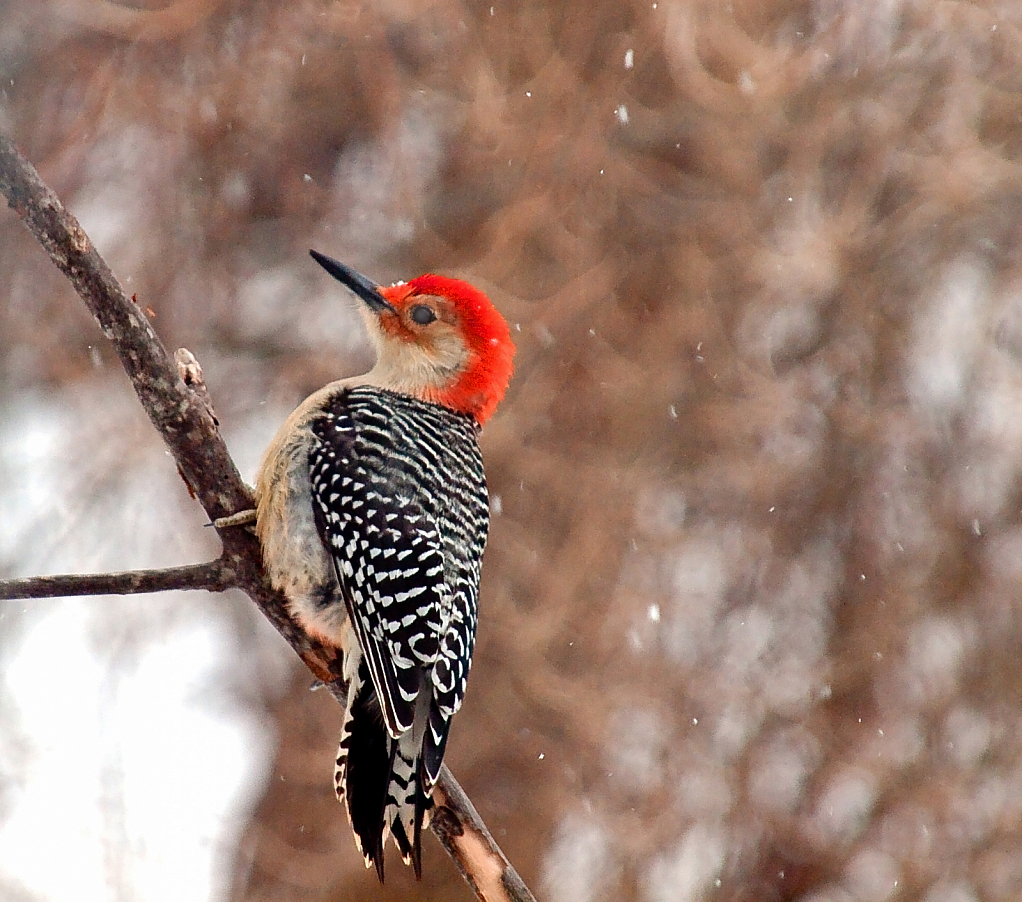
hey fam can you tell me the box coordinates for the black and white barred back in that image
[307,385,488,877]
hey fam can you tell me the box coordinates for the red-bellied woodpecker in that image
[254,250,514,880]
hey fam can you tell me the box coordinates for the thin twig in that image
[0,131,537,902]
[0,560,235,600]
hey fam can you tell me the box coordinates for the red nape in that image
[382,275,515,425]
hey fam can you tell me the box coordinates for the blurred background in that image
[3,0,1022,900]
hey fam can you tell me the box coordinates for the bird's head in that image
[310,250,514,425]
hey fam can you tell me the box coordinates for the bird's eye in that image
[410,304,437,325]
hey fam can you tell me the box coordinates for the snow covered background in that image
[0,387,290,901]
[4,1,1022,901]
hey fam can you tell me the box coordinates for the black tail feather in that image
[345,670,391,882]
[339,661,440,882]
[412,765,430,880]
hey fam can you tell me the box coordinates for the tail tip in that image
[357,841,387,884]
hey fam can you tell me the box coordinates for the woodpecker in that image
[253,250,514,880]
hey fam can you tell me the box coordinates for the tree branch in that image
[0,561,235,600]
[319,686,537,902]
[433,768,537,902]
[0,136,247,526]
[0,132,536,902]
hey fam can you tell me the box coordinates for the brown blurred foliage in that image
[6,0,1022,900]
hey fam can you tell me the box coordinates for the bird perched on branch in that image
[253,250,514,879]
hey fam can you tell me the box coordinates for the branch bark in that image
[0,132,537,902]
[0,561,233,599]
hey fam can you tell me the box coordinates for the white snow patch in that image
[642,825,725,902]
[808,768,876,847]
[942,707,991,767]
[660,530,737,665]
[901,616,970,706]
[748,727,821,814]
[672,762,731,820]
[541,812,617,902]
[843,848,901,901]
[0,386,287,902]
[0,599,277,902]
[922,881,979,902]
[906,259,988,420]
[606,708,667,793]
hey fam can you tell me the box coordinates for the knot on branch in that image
[175,347,218,427]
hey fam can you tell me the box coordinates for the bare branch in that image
[0,561,235,600]
[0,131,536,901]
[434,768,538,902]
[0,129,325,668]
[0,134,248,528]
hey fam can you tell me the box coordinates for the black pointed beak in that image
[309,250,396,315]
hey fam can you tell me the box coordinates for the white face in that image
[360,296,473,399]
